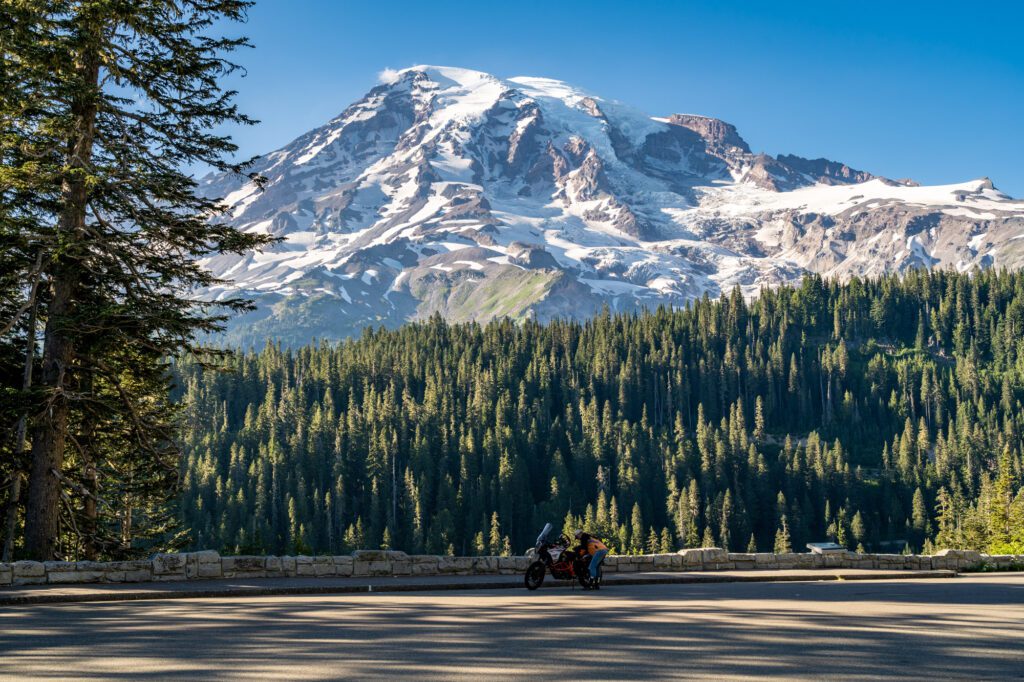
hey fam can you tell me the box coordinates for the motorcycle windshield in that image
[535,523,553,547]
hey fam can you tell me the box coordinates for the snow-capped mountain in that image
[199,66,1024,345]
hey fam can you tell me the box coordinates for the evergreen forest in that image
[175,270,1024,558]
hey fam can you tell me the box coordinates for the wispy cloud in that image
[377,68,401,84]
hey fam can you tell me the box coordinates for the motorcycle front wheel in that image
[524,561,546,590]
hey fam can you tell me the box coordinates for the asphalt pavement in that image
[1,574,1022,680]
[0,567,955,605]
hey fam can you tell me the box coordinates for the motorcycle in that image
[524,523,602,590]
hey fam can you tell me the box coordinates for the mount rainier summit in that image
[199,66,1024,345]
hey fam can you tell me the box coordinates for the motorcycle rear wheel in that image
[577,560,602,590]
[525,561,546,590]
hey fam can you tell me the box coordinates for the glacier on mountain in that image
[197,66,1024,346]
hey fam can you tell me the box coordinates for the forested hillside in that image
[177,270,1024,557]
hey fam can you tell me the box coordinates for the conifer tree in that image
[3,0,270,560]
[163,269,1024,558]
[774,515,792,554]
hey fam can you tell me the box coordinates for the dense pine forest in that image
[176,270,1024,557]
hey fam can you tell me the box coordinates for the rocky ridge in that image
[197,66,1024,345]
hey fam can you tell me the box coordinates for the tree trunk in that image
[1,262,40,562]
[24,277,76,559]
[23,32,101,560]
[81,373,98,560]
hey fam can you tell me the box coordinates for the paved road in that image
[1,575,1022,680]
[0,568,955,605]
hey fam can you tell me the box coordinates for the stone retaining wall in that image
[1,548,1020,587]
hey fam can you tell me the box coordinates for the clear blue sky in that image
[218,0,1024,197]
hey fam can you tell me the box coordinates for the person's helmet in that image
[573,529,583,539]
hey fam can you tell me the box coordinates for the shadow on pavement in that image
[1,576,1021,679]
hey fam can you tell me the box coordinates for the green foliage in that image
[0,0,270,560]
[177,270,1024,556]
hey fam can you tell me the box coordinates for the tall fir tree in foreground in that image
[0,0,270,560]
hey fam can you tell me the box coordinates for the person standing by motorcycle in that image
[573,529,608,589]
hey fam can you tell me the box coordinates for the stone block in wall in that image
[183,550,220,579]
[151,553,186,576]
[386,550,409,561]
[823,551,850,568]
[471,557,498,574]
[312,557,334,577]
[634,555,655,570]
[513,557,530,571]
[438,557,472,574]
[352,561,372,577]
[0,563,12,586]
[700,548,728,563]
[102,561,152,580]
[392,561,412,576]
[13,560,46,585]
[411,556,439,575]
[185,554,199,579]
[295,555,314,576]
[222,555,266,578]
[48,570,105,584]
[774,553,799,569]
[281,556,297,576]
[753,553,778,569]
[847,553,871,568]
[957,551,983,570]
[122,569,155,582]
[367,561,391,576]
[712,562,738,570]
[934,549,983,570]
[677,549,704,567]
[793,553,816,569]
[653,553,676,570]
[333,556,354,577]
[97,560,134,572]
[616,562,638,573]
[988,554,1014,569]
[728,553,756,569]
[14,560,46,577]
[873,554,899,569]
[264,557,284,576]
[351,550,389,562]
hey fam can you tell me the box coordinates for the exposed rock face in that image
[667,114,750,152]
[776,154,875,185]
[196,66,1024,346]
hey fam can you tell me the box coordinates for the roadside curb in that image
[0,569,959,606]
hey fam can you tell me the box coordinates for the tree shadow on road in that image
[1,577,1022,680]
